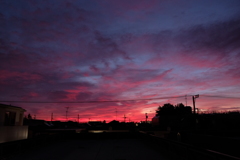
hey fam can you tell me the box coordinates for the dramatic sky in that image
[1,0,240,122]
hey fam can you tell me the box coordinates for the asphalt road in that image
[8,138,171,160]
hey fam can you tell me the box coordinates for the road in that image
[8,138,171,160]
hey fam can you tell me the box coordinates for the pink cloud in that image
[83,73,89,77]
[89,65,99,73]
[29,92,38,97]
[0,70,42,81]
[61,72,75,79]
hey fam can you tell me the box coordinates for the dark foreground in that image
[1,131,240,160]
[4,133,170,160]
[9,138,169,160]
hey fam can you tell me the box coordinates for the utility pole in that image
[115,108,118,121]
[66,107,69,121]
[185,95,188,106]
[192,96,195,114]
[123,114,127,122]
[51,113,53,121]
[192,94,199,114]
[145,113,148,123]
[192,94,199,130]
[78,114,79,123]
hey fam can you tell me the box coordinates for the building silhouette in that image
[0,103,28,143]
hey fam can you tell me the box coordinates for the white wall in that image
[0,126,28,143]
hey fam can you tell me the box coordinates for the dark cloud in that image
[83,31,131,63]
[48,91,69,100]
[58,81,96,91]
[176,18,240,53]
[76,92,93,100]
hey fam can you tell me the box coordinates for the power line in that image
[0,95,186,104]
[2,94,238,105]
[201,95,240,99]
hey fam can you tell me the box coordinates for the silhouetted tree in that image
[27,114,32,119]
[156,103,175,116]
[175,103,192,115]
[156,103,192,116]
[155,103,193,131]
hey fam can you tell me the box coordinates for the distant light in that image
[89,130,104,133]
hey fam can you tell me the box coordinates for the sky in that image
[1,0,240,122]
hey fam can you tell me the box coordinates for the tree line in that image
[156,103,192,116]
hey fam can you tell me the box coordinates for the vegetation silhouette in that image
[156,103,192,116]
[155,102,240,131]
[155,103,193,131]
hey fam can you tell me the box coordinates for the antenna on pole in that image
[185,95,188,106]
[145,113,148,123]
[115,108,118,120]
[123,114,127,122]
[65,107,69,121]
[192,94,199,114]
[51,113,53,121]
[192,94,199,130]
